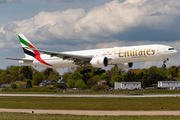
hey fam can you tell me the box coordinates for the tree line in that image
[0,65,179,89]
[64,65,179,89]
[0,65,59,86]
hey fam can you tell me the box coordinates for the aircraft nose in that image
[172,49,178,56]
[168,49,177,57]
[174,50,178,55]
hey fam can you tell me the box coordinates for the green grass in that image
[0,97,180,119]
[0,113,180,120]
[0,97,180,110]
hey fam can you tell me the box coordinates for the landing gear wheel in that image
[80,71,85,74]
[87,69,91,72]
[162,60,168,69]
[80,68,91,74]
[94,69,106,75]
[162,64,166,68]
[100,69,106,73]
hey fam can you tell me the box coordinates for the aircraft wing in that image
[30,48,92,61]
[5,58,34,62]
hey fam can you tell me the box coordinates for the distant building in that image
[158,81,180,89]
[39,79,56,87]
[57,79,68,89]
[11,81,27,89]
[0,84,11,88]
[115,82,141,90]
[57,79,67,85]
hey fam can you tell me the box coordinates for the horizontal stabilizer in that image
[5,58,34,62]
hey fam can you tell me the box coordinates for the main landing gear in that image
[94,69,106,75]
[79,62,106,75]
[80,68,91,74]
[80,68,106,75]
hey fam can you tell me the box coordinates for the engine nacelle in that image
[90,57,108,68]
[116,63,133,69]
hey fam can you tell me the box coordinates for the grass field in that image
[0,113,180,120]
[0,96,180,110]
[0,96,180,119]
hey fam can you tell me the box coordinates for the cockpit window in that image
[168,48,174,50]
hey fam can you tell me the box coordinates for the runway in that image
[0,108,180,116]
[0,93,180,98]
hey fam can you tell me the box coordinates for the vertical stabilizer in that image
[18,34,52,66]
[18,34,39,59]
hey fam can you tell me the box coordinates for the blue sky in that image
[1,0,180,74]
[0,0,115,26]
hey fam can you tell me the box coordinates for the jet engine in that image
[90,57,108,68]
[116,63,133,69]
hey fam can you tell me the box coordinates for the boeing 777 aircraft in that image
[6,34,177,74]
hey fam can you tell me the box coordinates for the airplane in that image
[5,34,177,74]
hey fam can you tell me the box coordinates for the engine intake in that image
[90,57,108,68]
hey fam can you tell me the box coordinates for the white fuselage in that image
[20,44,177,68]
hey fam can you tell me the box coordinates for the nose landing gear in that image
[162,62,166,68]
[162,59,169,68]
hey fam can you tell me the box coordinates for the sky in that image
[1,0,180,74]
